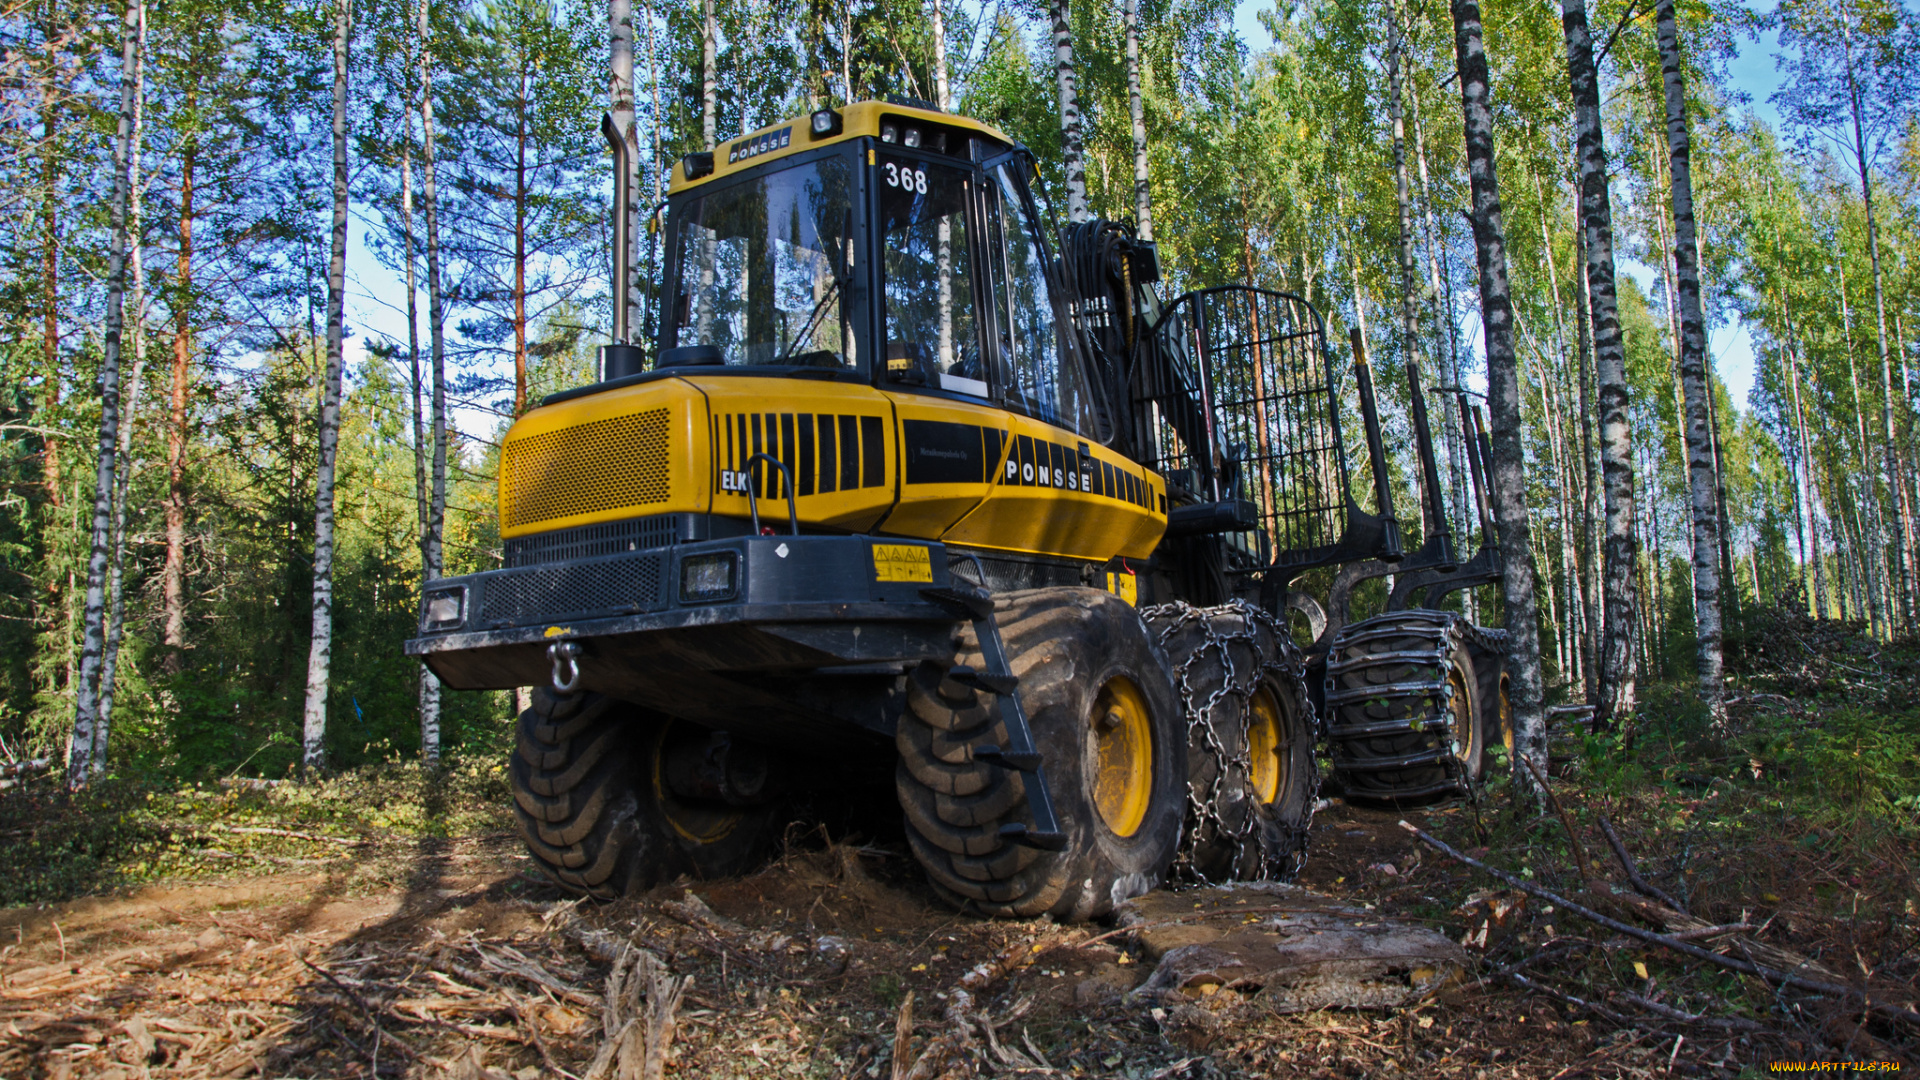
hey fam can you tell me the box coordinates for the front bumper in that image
[405,535,963,725]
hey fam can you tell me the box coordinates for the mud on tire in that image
[1145,601,1317,882]
[511,688,781,899]
[895,588,1186,922]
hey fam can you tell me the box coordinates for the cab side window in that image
[987,164,1096,432]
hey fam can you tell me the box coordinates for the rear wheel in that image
[1324,612,1486,805]
[895,588,1186,921]
[1145,602,1317,882]
[511,688,781,898]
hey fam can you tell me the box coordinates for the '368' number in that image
[883,161,928,194]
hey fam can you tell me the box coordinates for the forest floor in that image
[1,609,1916,1079]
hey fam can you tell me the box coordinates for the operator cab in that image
[648,100,1104,440]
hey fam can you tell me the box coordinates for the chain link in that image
[1142,599,1319,886]
[1324,611,1482,801]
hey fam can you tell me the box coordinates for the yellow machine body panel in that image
[670,101,1016,194]
[499,377,712,536]
[497,378,1167,564]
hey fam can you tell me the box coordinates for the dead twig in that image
[1519,757,1597,888]
[1596,814,1688,914]
[1611,990,1774,1034]
[1503,969,1629,1024]
[890,989,915,1080]
[211,824,367,846]
[1400,821,1920,1031]
[295,952,421,1063]
[585,946,688,1080]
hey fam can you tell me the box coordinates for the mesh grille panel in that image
[503,408,672,529]
[478,553,664,626]
[1144,287,1352,568]
[503,515,679,567]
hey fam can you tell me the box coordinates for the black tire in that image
[511,688,781,899]
[1325,613,1486,805]
[1145,603,1316,882]
[895,588,1186,922]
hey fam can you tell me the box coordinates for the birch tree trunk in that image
[1124,0,1152,240]
[1835,261,1885,637]
[610,0,639,346]
[1845,43,1913,630]
[419,0,447,762]
[1050,0,1089,223]
[1451,0,1547,795]
[69,0,141,787]
[931,0,955,365]
[1654,0,1723,721]
[98,0,148,771]
[1561,0,1637,732]
[1572,203,1600,703]
[403,113,424,549]
[302,0,351,773]
[702,0,717,150]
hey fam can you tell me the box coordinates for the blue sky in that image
[345,2,1796,432]
[1231,0,1790,406]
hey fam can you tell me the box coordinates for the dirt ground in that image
[0,800,1898,1079]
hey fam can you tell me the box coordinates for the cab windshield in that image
[670,154,857,368]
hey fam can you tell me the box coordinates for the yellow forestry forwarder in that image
[405,99,1511,921]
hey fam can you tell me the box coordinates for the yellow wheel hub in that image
[1247,687,1286,805]
[1499,674,1514,755]
[1090,677,1153,837]
[1448,667,1479,764]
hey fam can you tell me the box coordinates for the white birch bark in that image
[931,0,953,366]
[70,0,142,787]
[610,0,640,345]
[419,0,447,760]
[1050,0,1089,223]
[1561,0,1637,732]
[1125,0,1152,241]
[1450,0,1547,794]
[1655,0,1724,721]
[302,0,351,773]
[98,0,148,771]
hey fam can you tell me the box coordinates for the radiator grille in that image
[504,515,680,568]
[503,408,672,529]
[478,553,665,626]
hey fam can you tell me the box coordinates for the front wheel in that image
[1145,601,1318,882]
[895,588,1187,922]
[510,689,782,898]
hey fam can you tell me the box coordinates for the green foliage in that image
[0,756,513,907]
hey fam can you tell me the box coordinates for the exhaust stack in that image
[600,113,645,380]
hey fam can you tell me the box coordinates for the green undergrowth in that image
[0,755,514,908]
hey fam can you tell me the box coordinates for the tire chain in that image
[1324,610,1485,803]
[1141,598,1319,885]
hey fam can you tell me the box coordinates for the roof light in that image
[682,151,714,180]
[810,108,843,138]
[902,127,922,149]
[880,123,898,144]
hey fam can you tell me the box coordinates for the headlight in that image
[680,553,737,602]
[422,587,466,631]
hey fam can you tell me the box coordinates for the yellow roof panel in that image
[668,101,1016,193]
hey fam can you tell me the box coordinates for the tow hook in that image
[547,640,584,695]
